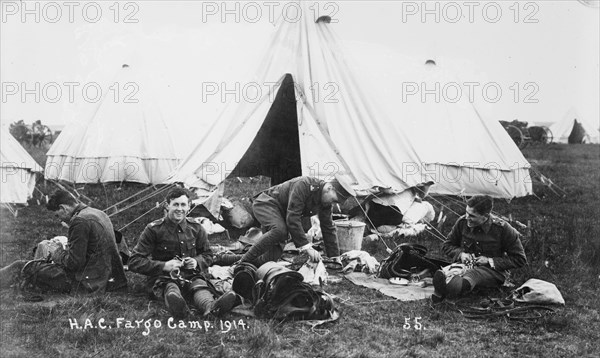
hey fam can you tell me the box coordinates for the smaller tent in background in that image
[1,127,43,204]
[550,108,600,144]
[45,64,180,184]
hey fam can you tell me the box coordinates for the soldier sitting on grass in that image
[432,195,527,302]
[0,190,127,294]
[128,187,239,319]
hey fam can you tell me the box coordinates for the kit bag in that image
[20,259,71,293]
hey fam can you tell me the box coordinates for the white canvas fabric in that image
[0,128,42,204]
[346,51,533,198]
[170,1,532,199]
[45,65,180,184]
[549,107,600,144]
[513,278,565,305]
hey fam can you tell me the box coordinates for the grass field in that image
[1,144,599,357]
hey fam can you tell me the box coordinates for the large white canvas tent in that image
[1,127,42,204]
[170,1,532,200]
[170,7,433,195]
[346,54,533,198]
[410,63,532,197]
[45,65,180,184]
[550,108,599,144]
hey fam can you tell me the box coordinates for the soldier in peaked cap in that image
[239,175,356,267]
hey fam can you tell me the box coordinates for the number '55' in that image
[403,317,422,330]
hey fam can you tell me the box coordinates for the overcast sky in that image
[1,0,599,154]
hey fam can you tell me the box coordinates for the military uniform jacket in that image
[129,216,213,282]
[442,215,527,272]
[262,176,339,255]
[54,204,127,293]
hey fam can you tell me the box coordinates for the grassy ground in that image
[1,144,599,357]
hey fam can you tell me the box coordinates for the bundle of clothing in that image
[339,250,380,274]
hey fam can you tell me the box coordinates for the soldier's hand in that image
[475,256,490,266]
[182,257,197,270]
[163,259,184,272]
[305,247,322,262]
[50,246,66,263]
[459,252,472,264]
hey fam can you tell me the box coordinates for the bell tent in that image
[549,108,599,144]
[169,10,433,196]
[411,62,532,197]
[45,64,180,184]
[347,55,533,198]
[0,127,43,204]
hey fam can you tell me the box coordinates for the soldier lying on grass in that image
[128,187,239,319]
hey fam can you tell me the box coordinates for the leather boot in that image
[164,282,189,319]
[193,290,239,316]
[447,276,471,297]
[210,292,239,316]
[232,262,257,302]
[446,276,464,297]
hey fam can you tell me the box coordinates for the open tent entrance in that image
[229,74,302,185]
[550,108,599,144]
[568,120,587,144]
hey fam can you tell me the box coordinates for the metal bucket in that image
[334,220,366,253]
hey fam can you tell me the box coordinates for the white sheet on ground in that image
[344,272,433,301]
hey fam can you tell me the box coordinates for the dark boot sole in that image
[165,292,189,319]
[232,271,256,302]
[211,292,238,316]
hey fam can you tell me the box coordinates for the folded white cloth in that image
[299,260,328,285]
[341,250,380,274]
[307,215,322,242]
[200,217,226,234]
[209,265,234,280]
[402,201,435,224]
